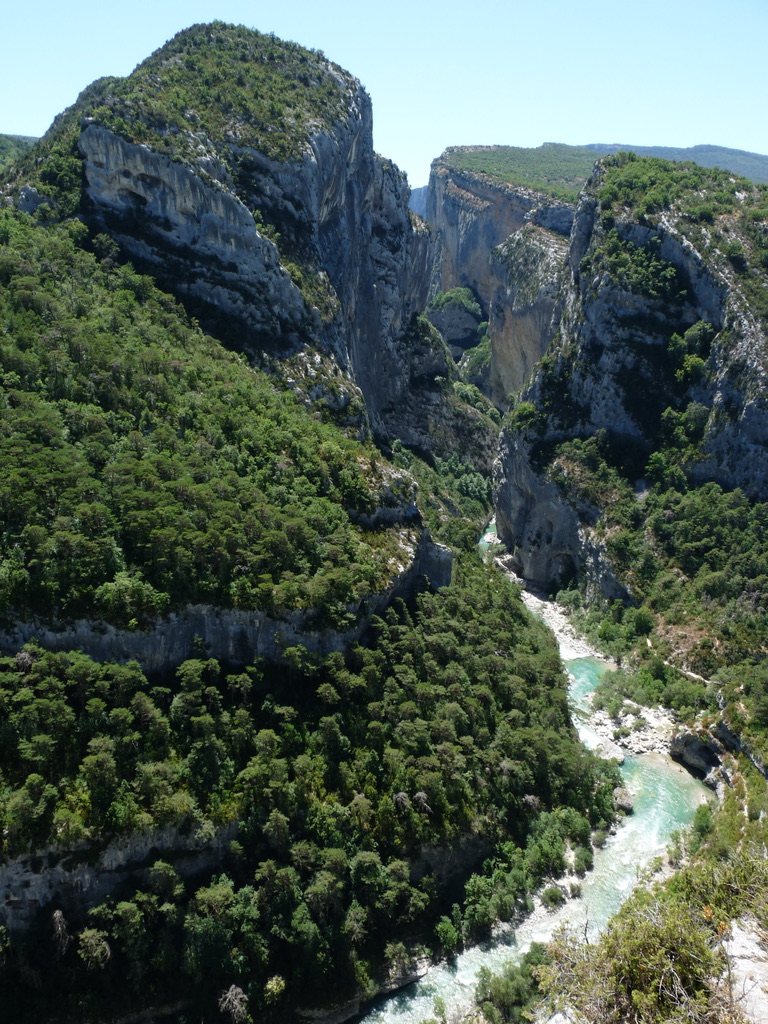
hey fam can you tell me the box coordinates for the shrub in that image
[541,886,565,909]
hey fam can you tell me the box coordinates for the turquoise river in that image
[356,650,710,1024]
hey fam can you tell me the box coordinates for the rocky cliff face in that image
[426,155,572,304]
[77,100,431,445]
[488,224,569,405]
[494,430,627,597]
[0,528,452,674]
[425,153,573,402]
[494,160,768,594]
[0,824,238,937]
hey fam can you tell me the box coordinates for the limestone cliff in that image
[425,151,573,401]
[488,224,569,405]
[426,152,572,304]
[76,114,430,446]
[0,528,452,675]
[494,157,768,594]
[12,25,436,452]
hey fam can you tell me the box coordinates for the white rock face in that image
[79,124,308,342]
[77,83,432,442]
[590,703,676,758]
[489,225,569,404]
[725,919,768,1023]
[426,158,573,312]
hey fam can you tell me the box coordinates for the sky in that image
[2,0,767,188]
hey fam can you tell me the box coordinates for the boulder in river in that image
[613,786,634,813]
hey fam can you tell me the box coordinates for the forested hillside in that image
[0,134,36,169]
[0,212,412,626]
[5,17,768,1024]
[0,561,620,1022]
[0,23,623,1024]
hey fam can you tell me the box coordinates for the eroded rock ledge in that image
[0,530,452,674]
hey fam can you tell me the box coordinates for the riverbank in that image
[494,555,681,764]
[494,554,609,662]
[589,702,677,758]
[353,569,710,1024]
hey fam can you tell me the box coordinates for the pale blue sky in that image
[3,0,766,187]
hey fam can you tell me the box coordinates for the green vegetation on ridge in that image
[441,141,768,204]
[0,210,407,626]
[7,21,358,232]
[441,143,600,202]
[0,134,37,170]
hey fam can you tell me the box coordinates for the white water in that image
[357,646,710,1024]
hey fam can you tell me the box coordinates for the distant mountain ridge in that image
[417,142,768,207]
[585,142,768,183]
[0,133,37,169]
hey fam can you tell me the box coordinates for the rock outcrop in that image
[0,529,452,675]
[0,824,238,936]
[77,102,431,446]
[426,300,484,360]
[79,123,310,347]
[425,152,574,404]
[613,786,634,813]
[494,159,768,595]
[495,430,627,597]
[669,729,724,787]
[488,224,569,405]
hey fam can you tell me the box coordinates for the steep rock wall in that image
[77,83,431,443]
[494,167,768,595]
[494,433,626,598]
[0,824,238,937]
[425,159,572,308]
[425,156,573,405]
[553,199,768,494]
[488,225,569,404]
[78,124,309,345]
[0,531,452,674]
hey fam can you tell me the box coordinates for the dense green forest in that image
[0,134,36,170]
[585,141,768,185]
[0,210,413,627]
[0,560,619,1022]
